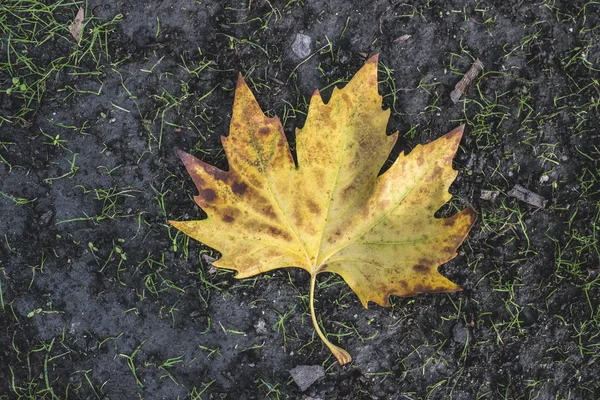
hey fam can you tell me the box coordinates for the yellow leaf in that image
[170,55,476,365]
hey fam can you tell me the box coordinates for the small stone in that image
[40,210,53,225]
[480,190,499,202]
[254,318,267,334]
[289,365,325,391]
[291,34,312,59]
[453,322,468,344]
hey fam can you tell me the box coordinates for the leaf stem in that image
[309,273,352,365]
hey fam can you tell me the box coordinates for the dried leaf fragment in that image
[480,190,499,202]
[508,184,547,208]
[170,55,475,365]
[394,34,412,42]
[450,59,484,103]
[69,6,85,41]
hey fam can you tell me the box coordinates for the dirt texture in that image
[1,0,599,399]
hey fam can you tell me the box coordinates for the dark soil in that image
[1,0,600,399]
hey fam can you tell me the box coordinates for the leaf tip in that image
[175,148,189,161]
[175,149,200,173]
[461,205,478,239]
[445,124,465,142]
[366,53,379,65]
[464,204,477,224]
[168,219,186,233]
[236,73,247,89]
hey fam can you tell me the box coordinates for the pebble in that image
[453,322,468,344]
[40,210,53,225]
[289,365,324,391]
[291,34,312,59]
[254,318,267,334]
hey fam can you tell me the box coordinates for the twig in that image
[450,59,484,103]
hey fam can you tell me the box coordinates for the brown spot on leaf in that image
[313,139,324,152]
[413,264,428,274]
[223,215,235,223]
[359,139,370,151]
[442,217,456,227]
[307,199,319,215]
[341,92,352,109]
[232,181,248,195]
[443,246,455,254]
[245,174,262,189]
[264,249,280,258]
[260,205,276,219]
[293,207,304,228]
[341,182,358,202]
[204,164,229,182]
[413,284,427,293]
[417,186,430,196]
[201,188,216,202]
[267,226,292,241]
[190,173,206,190]
[429,165,443,181]
[368,74,377,88]
[328,229,342,244]
[259,127,270,135]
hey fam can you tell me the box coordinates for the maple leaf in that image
[170,55,476,365]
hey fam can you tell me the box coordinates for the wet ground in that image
[1,0,599,398]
